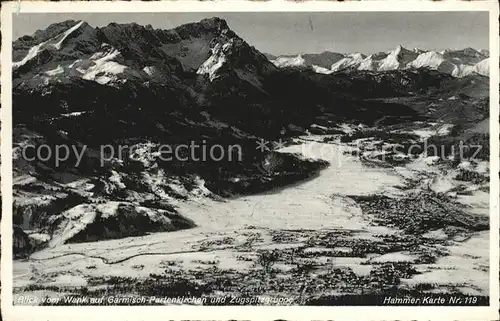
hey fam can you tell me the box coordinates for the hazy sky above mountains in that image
[14,12,489,55]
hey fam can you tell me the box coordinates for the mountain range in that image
[267,45,489,77]
[12,18,489,252]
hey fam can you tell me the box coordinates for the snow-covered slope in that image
[473,58,489,77]
[409,51,446,69]
[330,53,366,72]
[271,45,490,78]
[13,21,88,69]
[311,64,333,74]
[271,55,306,68]
[49,201,195,246]
[197,40,232,81]
[357,52,388,71]
[408,51,458,75]
[378,45,419,71]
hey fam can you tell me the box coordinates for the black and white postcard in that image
[1,1,499,320]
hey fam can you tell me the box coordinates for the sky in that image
[13,12,489,55]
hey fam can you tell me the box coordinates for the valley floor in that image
[12,124,490,306]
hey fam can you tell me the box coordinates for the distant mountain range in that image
[266,45,489,77]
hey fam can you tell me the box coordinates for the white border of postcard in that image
[1,1,499,320]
